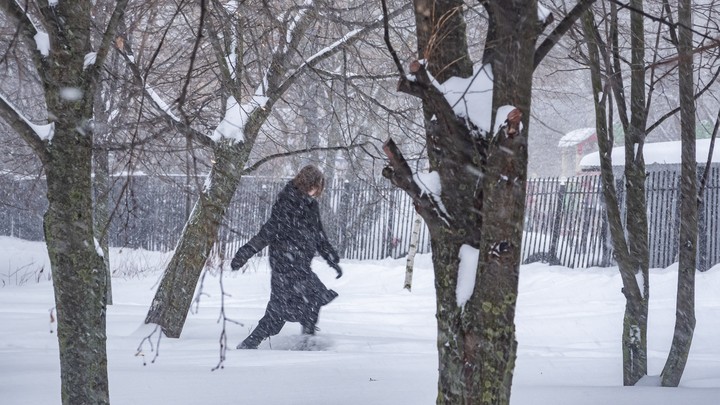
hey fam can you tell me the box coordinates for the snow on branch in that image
[116,46,181,123]
[382,138,450,227]
[211,93,268,143]
[428,64,494,135]
[413,171,450,222]
[277,4,410,94]
[0,92,54,141]
[145,86,180,123]
[34,31,50,57]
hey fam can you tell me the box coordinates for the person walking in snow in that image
[230,164,343,349]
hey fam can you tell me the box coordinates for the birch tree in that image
[0,0,128,403]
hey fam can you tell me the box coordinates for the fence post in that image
[697,167,708,271]
[547,182,566,265]
[337,180,351,259]
[385,190,396,258]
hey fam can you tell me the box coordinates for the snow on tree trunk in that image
[382,1,541,403]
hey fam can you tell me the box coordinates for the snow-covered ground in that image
[1,236,718,404]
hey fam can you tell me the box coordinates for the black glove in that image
[230,245,254,271]
[329,261,343,279]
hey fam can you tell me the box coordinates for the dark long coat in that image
[234,181,339,323]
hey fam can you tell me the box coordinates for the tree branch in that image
[380,0,406,78]
[177,0,207,120]
[273,3,412,99]
[241,144,367,175]
[89,0,130,82]
[0,94,50,165]
[381,138,443,226]
[534,0,598,69]
[115,47,214,149]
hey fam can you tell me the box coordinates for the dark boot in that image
[237,340,258,350]
[237,329,265,349]
[237,335,261,349]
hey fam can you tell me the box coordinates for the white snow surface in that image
[0,93,54,141]
[580,138,719,167]
[433,64,495,134]
[413,171,441,196]
[432,64,517,136]
[211,95,268,143]
[456,244,479,308]
[34,31,50,57]
[559,127,595,148]
[2,236,719,404]
[83,52,97,69]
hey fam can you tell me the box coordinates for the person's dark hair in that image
[292,165,325,195]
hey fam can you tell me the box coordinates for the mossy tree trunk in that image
[1,1,129,403]
[382,0,564,402]
[145,141,255,337]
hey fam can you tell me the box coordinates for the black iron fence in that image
[1,169,718,269]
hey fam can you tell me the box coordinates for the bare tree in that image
[661,0,697,386]
[0,0,129,403]
[381,1,595,403]
[581,0,720,385]
[131,0,411,338]
[581,1,651,385]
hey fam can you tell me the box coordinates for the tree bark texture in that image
[384,2,540,403]
[145,144,250,337]
[45,126,109,405]
[5,0,130,402]
[93,148,113,305]
[404,215,422,291]
[581,8,649,386]
[661,0,696,386]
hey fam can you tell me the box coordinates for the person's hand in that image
[329,261,343,279]
[230,256,246,271]
[230,245,253,271]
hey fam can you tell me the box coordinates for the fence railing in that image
[1,169,718,270]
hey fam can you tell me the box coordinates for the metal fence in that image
[521,168,720,270]
[1,169,718,269]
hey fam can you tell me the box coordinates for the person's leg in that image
[300,305,320,335]
[238,303,285,349]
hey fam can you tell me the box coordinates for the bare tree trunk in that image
[661,0,697,386]
[581,6,649,385]
[0,1,130,402]
[45,126,110,405]
[145,143,249,337]
[93,147,113,305]
[383,1,544,402]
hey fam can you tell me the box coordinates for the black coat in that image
[233,181,339,322]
